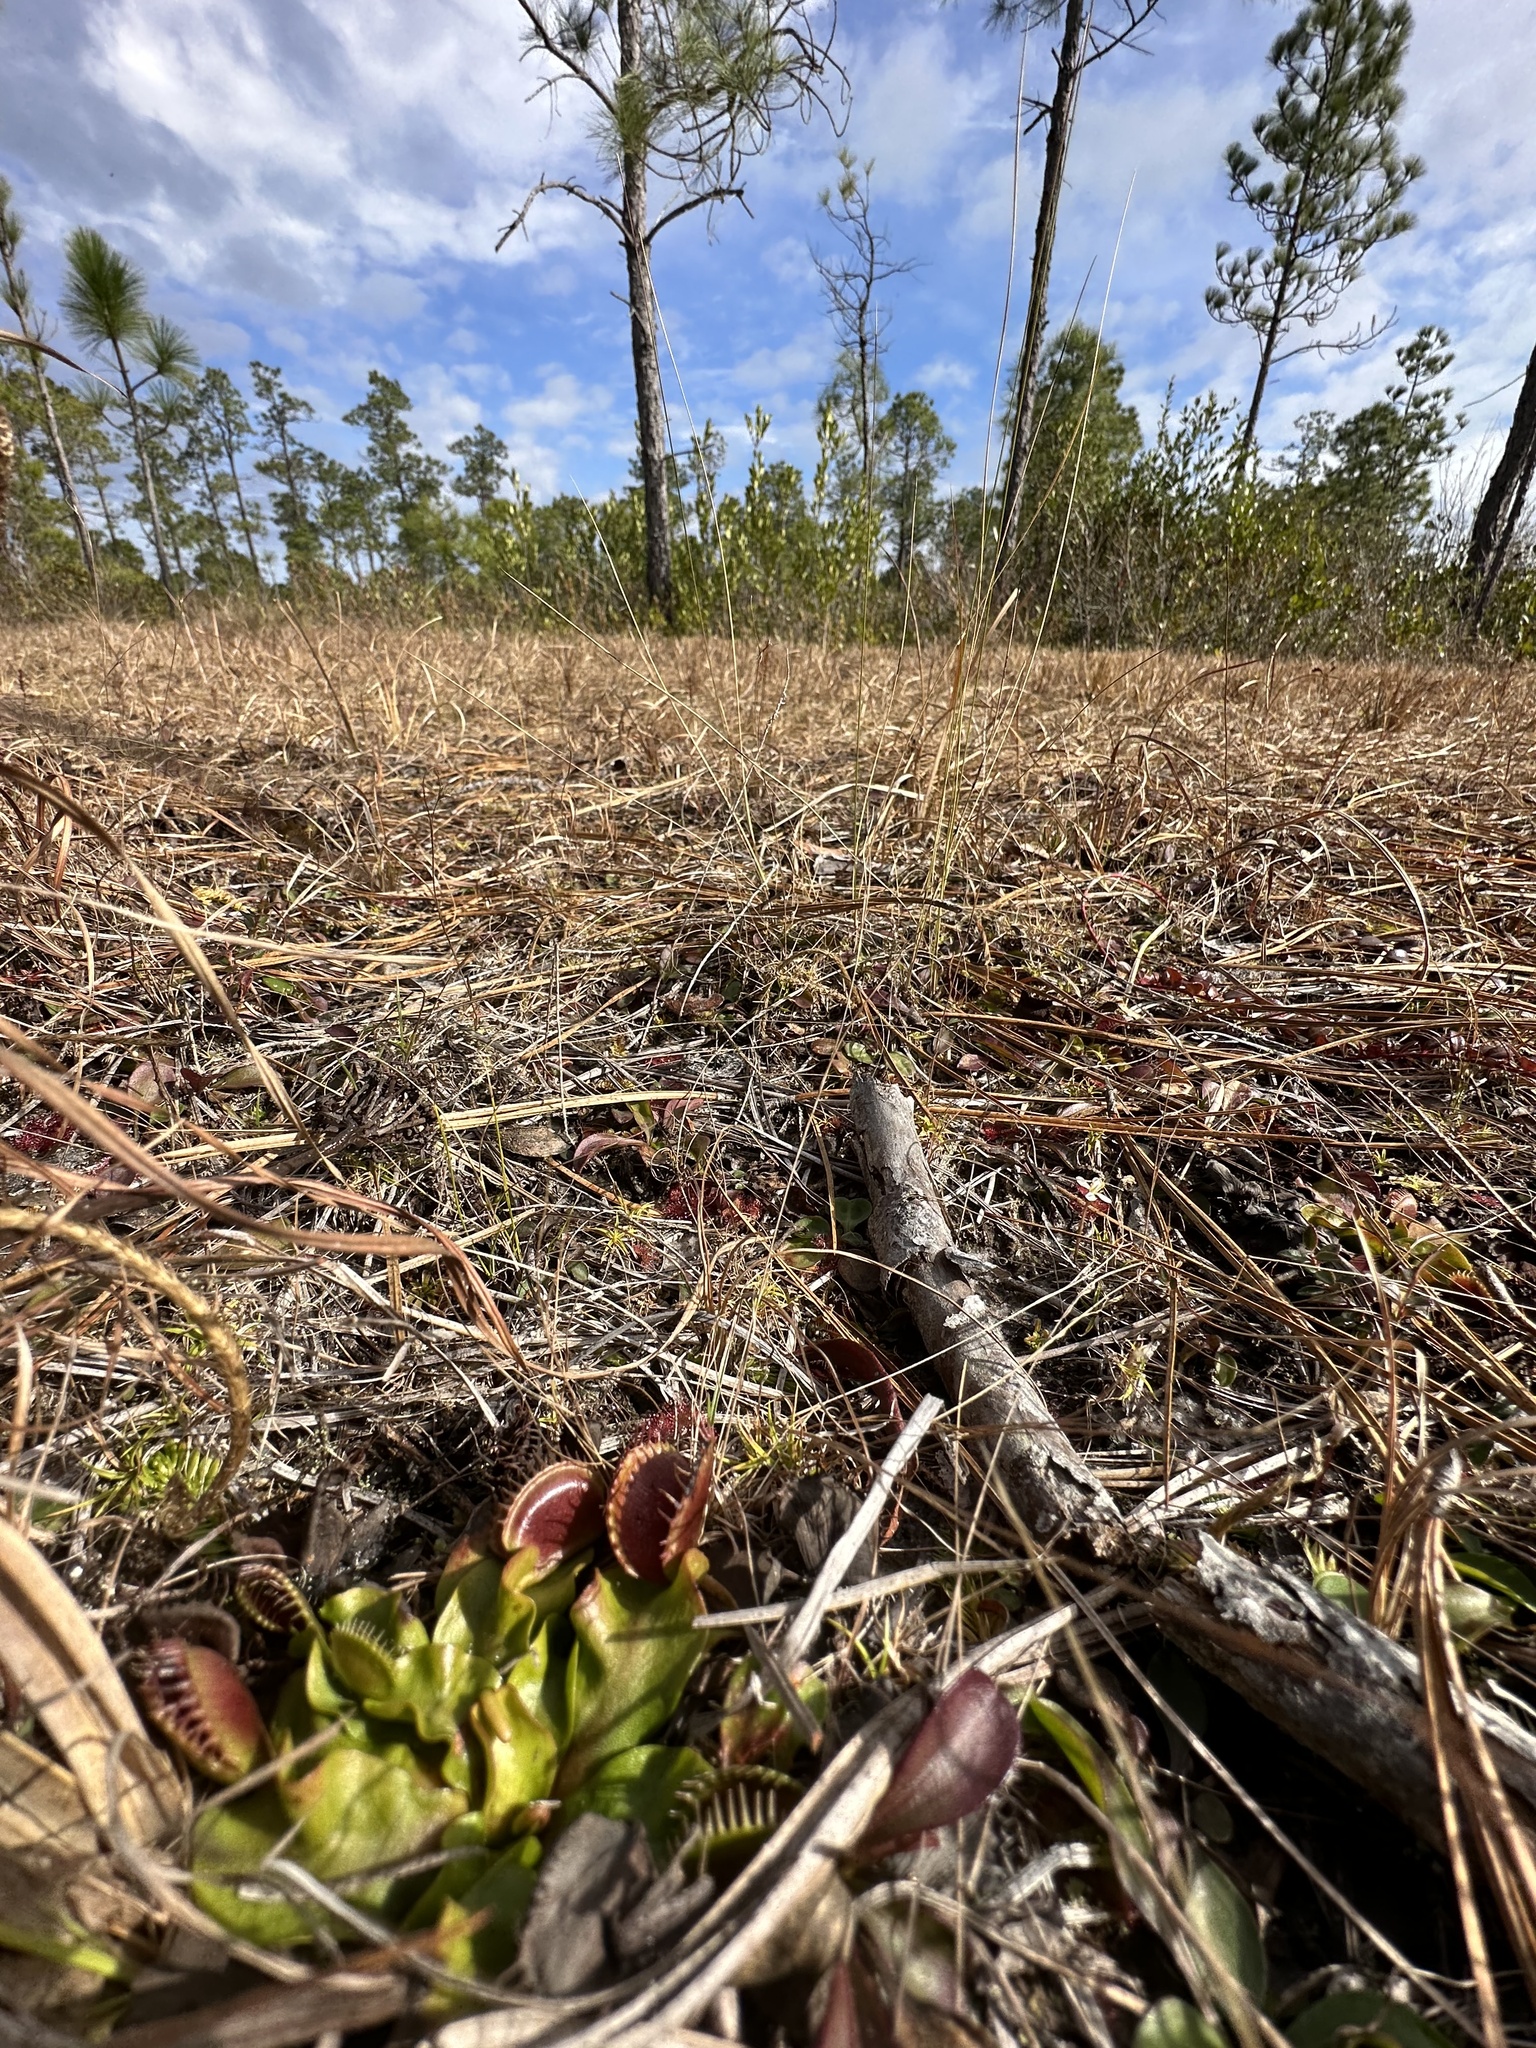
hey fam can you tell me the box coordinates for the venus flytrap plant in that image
[138,1423,726,1975]
[802,1667,1024,2045]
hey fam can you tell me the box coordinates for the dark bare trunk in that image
[1236,248,1297,466]
[998,0,1087,566]
[226,449,264,585]
[618,0,674,623]
[33,370,99,600]
[0,400,14,573]
[0,250,99,597]
[90,458,118,549]
[1464,340,1536,629]
[112,341,173,590]
[195,441,234,579]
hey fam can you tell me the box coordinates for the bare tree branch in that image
[496,178,626,253]
[511,0,620,117]
[645,185,746,247]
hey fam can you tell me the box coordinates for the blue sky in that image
[3,0,1533,512]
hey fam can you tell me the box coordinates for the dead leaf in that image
[0,1517,185,1845]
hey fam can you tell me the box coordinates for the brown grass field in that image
[3,615,1536,2044]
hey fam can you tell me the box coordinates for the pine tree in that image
[0,181,99,594]
[59,230,197,590]
[1322,323,1458,528]
[251,361,320,578]
[1207,0,1423,460]
[196,369,264,585]
[987,0,1162,568]
[1005,322,1141,608]
[811,153,912,523]
[448,424,512,515]
[343,372,447,570]
[502,0,845,623]
[877,393,955,579]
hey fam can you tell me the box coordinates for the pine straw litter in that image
[2,618,1536,2044]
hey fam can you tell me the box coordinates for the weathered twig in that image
[848,1076,1536,1874]
[105,1962,410,2048]
[1155,1534,1536,1844]
[776,1392,942,1668]
[848,1074,1121,1546]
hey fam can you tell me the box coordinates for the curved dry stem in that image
[0,1203,251,1500]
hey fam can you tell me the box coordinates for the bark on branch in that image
[1155,1534,1536,1844]
[849,1074,1121,1547]
[848,1075,1536,1868]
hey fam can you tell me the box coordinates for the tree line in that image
[1,0,1533,654]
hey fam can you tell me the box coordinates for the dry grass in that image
[4,613,1536,2040]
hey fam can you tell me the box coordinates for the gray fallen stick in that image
[775,1393,943,1669]
[1155,1533,1536,1844]
[692,1553,1023,1630]
[848,1073,1122,1548]
[848,1074,1536,1865]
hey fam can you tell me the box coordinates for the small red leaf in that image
[10,1109,73,1158]
[808,1336,904,1423]
[859,1668,1019,1856]
[572,1131,652,1166]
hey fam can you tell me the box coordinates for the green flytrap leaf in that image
[404,1835,543,2009]
[562,1744,711,1855]
[1186,1856,1266,2005]
[1448,1536,1536,1613]
[1137,1999,1230,2048]
[718,1656,829,1771]
[191,1742,467,1947]
[472,1642,562,1841]
[1287,1994,1453,2048]
[556,1549,710,1794]
[1030,1696,1266,2028]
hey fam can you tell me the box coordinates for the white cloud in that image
[917,354,975,393]
[499,369,617,495]
[348,272,428,324]
[845,18,1006,204]
[53,0,602,308]
[2,0,1530,508]
[726,329,826,396]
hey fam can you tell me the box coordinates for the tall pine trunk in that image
[1234,200,1307,465]
[0,251,100,596]
[997,0,1087,567]
[0,400,13,573]
[219,419,264,585]
[618,0,674,622]
[1464,341,1536,629]
[195,440,235,580]
[31,365,100,600]
[111,339,173,589]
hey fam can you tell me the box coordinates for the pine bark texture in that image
[0,399,13,567]
[1156,1534,1536,1845]
[111,335,173,590]
[1465,341,1536,627]
[998,0,1088,566]
[619,0,675,623]
[849,1073,1536,1861]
